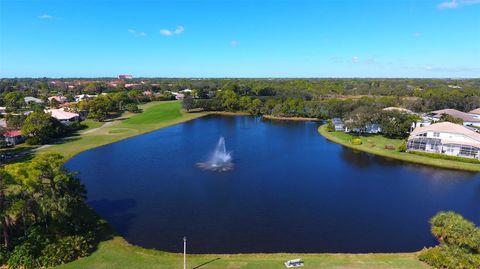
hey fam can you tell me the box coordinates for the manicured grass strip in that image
[38,101,206,160]
[408,150,480,164]
[80,119,105,130]
[55,236,429,269]
[318,125,480,172]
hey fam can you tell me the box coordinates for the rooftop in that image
[469,108,480,115]
[410,122,480,143]
[4,130,22,137]
[382,107,414,114]
[430,109,480,123]
[46,109,79,120]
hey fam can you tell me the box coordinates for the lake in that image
[65,115,480,254]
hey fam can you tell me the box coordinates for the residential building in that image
[75,94,97,102]
[48,96,67,103]
[125,83,140,88]
[118,74,133,79]
[382,107,414,114]
[429,108,480,126]
[46,109,80,125]
[407,122,480,159]
[172,92,185,100]
[344,121,382,134]
[364,123,382,134]
[332,118,345,131]
[4,130,24,146]
[469,108,480,116]
[24,96,44,104]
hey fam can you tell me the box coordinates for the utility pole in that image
[183,236,187,269]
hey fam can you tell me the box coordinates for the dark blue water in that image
[65,116,480,254]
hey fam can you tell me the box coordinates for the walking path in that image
[81,121,115,134]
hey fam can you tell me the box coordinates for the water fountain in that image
[197,136,234,172]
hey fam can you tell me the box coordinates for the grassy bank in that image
[38,101,206,160]
[55,237,428,269]
[35,105,429,268]
[262,115,320,121]
[318,125,480,172]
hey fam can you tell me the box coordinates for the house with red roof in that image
[4,130,24,146]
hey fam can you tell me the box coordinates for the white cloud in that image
[128,29,147,37]
[160,26,184,36]
[174,26,184,34]
[462,0,480,5]
[38,14,53,19]
[352,56,359,63]
[437,0,458,9]
[160,29,173,36]
[437,0,480,9]
[229,40,238,47]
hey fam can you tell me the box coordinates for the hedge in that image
[408,151,480,164]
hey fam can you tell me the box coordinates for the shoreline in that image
[37,105,429,268]
[318,124,480,172]
[39,101,207,161]
[262,115,320,121]
[206,111,251,116]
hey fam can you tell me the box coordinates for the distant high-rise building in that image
[118,74,133,79]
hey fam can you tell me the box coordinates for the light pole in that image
[183,236,187,269]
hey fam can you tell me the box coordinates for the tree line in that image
[1,78,480,112]
[0,153,101,268]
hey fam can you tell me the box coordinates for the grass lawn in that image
[79,119,105,131]
[38,101,206,160]
[318,125,480,172]
[55,237,429,269]
[37,106,430,269]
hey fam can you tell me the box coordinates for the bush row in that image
[408,150,480,164]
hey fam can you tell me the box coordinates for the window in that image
[433,132,440,137]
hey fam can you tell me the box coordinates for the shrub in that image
[419,245,480,269]
[125,103,140,113]
[7,242,39,269]
[419,212,480,269]
[398,141,407,152]
[326,121,335,132]
[39,235,94,267]
[430,211,480,252]
[0,244,8,265]
[408,150,480,164]
[351,137,362,145]
[384,144,396,150]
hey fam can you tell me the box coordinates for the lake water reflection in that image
[65,116,480,253]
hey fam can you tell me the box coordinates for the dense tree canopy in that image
[0,153,99,268]
[419,212,480,269]
[21,112,63,145]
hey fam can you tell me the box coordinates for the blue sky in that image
[0,0,479,78]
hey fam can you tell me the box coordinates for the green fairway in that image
[55,236,429,269]
[318,125,480,172]
[38,101,206,159]
[122,102,183,124]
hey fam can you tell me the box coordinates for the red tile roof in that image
[4,130,22,137]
